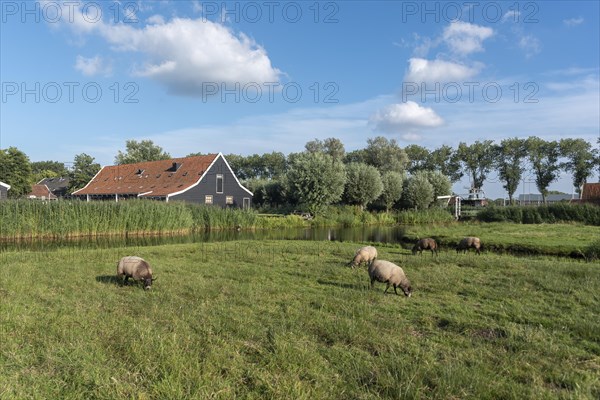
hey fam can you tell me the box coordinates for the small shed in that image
[579,183,600,206]
[0,181,10,199]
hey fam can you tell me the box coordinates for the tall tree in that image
[260,152,287,179]
[526,137,561,203]
[344,149,367,164]
[115,140,171,165]
[343,163,383,210]
[0,147,33,198]
[403,171,434,210]
[456,140,495,190]
[404,144,430,174]
[364,136,409,174]
[305,138,345,164]
[31,161,68,178]
[495,138,527,204]
[322,138,346,163]
[68,153,101,193]
[284,152,345,215]
[380,171,404,212]
[559,138,596,195]
[427,171,452,205]
[305,138,325,153]
[427,145,463,182]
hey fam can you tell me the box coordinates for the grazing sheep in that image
[456,237,482,255]
[412,238,438,256]
[368,260,412,296]
[348,245,378,268]
[117,256,155,290]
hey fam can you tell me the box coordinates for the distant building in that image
[0,181,10,200]
[38,177,70,198]
[518,193,578,205]
[72,153,253,208]
[579,183,600,206]
[27,184,58,200]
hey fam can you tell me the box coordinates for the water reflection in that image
[0,226,408,252]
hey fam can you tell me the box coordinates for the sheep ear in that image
[152,276,158,281]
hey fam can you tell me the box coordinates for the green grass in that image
[403,222,600,257]
[1,241,599,399]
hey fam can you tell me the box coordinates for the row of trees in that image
[1,136,598,209]
[228,136,599,205]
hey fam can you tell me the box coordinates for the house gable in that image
[169,153,253,207]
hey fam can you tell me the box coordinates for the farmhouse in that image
[0,181,10,199]
[27,184,57,200]
[72,153,253,208]
[38,177,70,198]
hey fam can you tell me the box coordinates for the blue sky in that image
[1,0,599,198]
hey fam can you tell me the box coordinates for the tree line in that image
[0,137,598,212]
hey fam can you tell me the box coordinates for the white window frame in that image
[205,195,213,204]
[216,174,224,194]
[226,196,234,205]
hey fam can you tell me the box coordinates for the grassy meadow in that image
[1,240,599,399]
[403,222,600,258]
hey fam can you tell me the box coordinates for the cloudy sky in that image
[1,1,599,198]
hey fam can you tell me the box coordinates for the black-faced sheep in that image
[456,237,482,255]
[348,245,378,268]
[412,238,438,256]
[368,259,412,297]
[117,256,155,290]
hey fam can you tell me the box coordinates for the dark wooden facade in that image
[169,156,252,208]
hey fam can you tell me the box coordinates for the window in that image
[226,196,234,205]
[205,195,213,204]
[243,197,250,210]
[216,174,223,193]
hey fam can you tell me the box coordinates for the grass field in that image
[403,222,600,257]
[1,240,599,399]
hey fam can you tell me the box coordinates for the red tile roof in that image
[73,154,219,197]
[28,184,57,199]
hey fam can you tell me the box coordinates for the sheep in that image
[456,237,482,255]
[117,256,156,290]
[412,238,438,256]
[368,259,412,296]
[348,245,378,268]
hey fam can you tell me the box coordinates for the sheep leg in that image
[384,283,390,294]
[123,275,129,286]
[370,278,375,289]
[393,285,399,295]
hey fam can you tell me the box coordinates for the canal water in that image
[0,226,409,252]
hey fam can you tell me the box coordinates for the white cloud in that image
[369,101,444,134]
[60,8,281,96]
[74,55,113,77]
[404,58,481,84]
[146,14,165,25]
[564,17,584,27]
[502,10,521,23]
[442,21,494,56]
[518,35,541,58]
